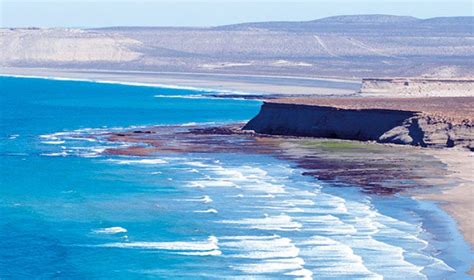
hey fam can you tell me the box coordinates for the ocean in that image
[0,76,471,279]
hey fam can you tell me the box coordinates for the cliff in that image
[243,100,474,149]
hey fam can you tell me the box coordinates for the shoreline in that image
[0,67,360,98]
[0,73,262,96]
[418,149,474,258]
[417,148,474,274]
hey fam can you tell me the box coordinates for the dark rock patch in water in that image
[84,124,450,196]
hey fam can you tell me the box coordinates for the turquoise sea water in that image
[0,76,472,279]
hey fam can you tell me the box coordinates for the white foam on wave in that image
[180,195,214,204]
[211,168,247,180]
[373,210,423,235]
[201,195,213,203]
[219,235,279,241]
[221,236,299,259]
[189,180,236,188]
[283,199,315,206]
[96,236,220,256]
[40,134,60,140]
[185,161,214,168]
[40,131,96,142]
[254,206,305,213]
[251,194,276,199]
[233,257,307,274]
[220,235,311,278]
[299,236,382,279]
[8,134,19,140]
[194,208,219,214]
[285,268,313,280]
[307,193,349,214]
[343,236,426,278]
[302,195,437,278]
[425,258,455,272]
[82,147,107,158]
[180,122,197,126]
[221,214,302,231]
[203,165,287,194]
[64,136,97,142]
[93,227,128,234]
[296,214,358,235]
[213,165,268,179]
[250,181,287,194]
[107,158,168,165]
[41,151,69,157]
[290,190,319,197]
[175,249,222,256]
[42,140,66,145]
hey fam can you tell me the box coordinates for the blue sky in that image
[1,0,472,27]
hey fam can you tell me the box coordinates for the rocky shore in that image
[80,124,452,195]
[244,97,474,150]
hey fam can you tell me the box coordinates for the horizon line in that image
[2,14,473,29]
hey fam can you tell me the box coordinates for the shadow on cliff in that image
[243,102,426,146]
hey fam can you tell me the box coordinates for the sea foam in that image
[96,236,220,256]
[93,227,128,234]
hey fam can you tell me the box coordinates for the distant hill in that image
[92,15,474,34]
[312,15,419,24]
[214,15,474,35]
[2,15,473,78]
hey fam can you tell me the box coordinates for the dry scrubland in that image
[1,15,473,78]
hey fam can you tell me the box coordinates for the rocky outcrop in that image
[243,102,473,149]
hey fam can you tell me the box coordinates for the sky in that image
[1,0,472,28]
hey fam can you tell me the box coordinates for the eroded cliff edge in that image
[243,98,474,150]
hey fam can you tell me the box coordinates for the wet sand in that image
[418,149,474,272]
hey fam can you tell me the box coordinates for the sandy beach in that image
[419,149,474,257]
[0,67,359,97]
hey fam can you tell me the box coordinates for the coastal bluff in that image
[243,97,474,150]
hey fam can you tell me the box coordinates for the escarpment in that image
[243,101,474,150]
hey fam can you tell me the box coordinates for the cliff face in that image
[243,102,473,149]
